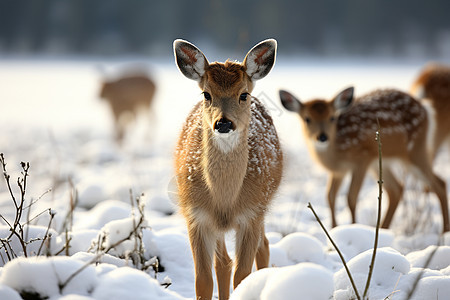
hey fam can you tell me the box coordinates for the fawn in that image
[173,39,282,299]
[100,74,156,142]
[279,87,449,232]
[410,63,450,160]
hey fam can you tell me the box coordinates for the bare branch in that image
[307,202,361,300]
[363,124,383,299]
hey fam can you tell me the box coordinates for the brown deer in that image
[99,74,156,142]
[410,63,450,160]
[173,39,282,299]
[279,87,449,232]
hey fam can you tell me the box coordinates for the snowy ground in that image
[0,57,449,299]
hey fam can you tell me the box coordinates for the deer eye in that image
[239,93,249,102]
[305,117,311,124]
[203,92,212,101]
[330,116,336,122]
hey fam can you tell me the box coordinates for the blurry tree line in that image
[1,0,450,59]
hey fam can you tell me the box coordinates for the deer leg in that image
[188,223,216,299]
[327,175,344,227]
[255,226,269,270]
[233,222,261,289]
[380,167,403,228]
[215,236,232,300]
[348,166,368,224]
[410,155,449,232]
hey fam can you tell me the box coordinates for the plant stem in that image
[307,202,361,300]
[363,127,383,299]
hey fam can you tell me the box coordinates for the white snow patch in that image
[232,263,334,300]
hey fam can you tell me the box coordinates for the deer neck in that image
[201,119,249,208]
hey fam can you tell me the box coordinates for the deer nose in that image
[317,133,328,142]
[214,118,234,134]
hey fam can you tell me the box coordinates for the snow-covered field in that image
[0,57,450,299]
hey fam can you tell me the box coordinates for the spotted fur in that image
[279,87,449,233]
[174,39,282,300]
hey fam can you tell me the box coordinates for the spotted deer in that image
[99,74,156,142]
[173,39,282,299]
[411,63,450,160]
[279,87,449,232]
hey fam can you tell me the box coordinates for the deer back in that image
[280,88,428,171]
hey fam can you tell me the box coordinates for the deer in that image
[410,63,450,160]
[99,73,156,142]
[173,39,283,300]
[279,87,449,233]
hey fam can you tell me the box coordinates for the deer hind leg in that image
[215,236,232,300]
[378,167,404,228]
[410,152,449,232]
[233,221,262,289]
[188,223,216,299]
[255,225,269,270]
[327,175,344,227]
[348,165,369,224]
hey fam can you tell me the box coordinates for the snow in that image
[334,247,410,300]
[329,224,395,260]
[0,58,450,299]
[231,263,334,300]
[0,256,98,298]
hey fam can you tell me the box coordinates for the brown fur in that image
[100,74,156,141]
[411,63,450,159]
[174,40,282,299]
[280,88,449,232]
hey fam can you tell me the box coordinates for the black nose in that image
[317,133,328,142]
[214,118,233,133]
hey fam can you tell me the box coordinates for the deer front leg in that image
[233,222,262,289]
[348,166,368,224]
[327,175,344,227]
[379,167,403,228]
[188,222,216,299]
[215,236,232,300]
[255,225,269,270]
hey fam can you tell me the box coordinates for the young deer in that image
[100,74,156,142]
[410,63,450,159]
[173,39,282,299]
[279,87,449,232]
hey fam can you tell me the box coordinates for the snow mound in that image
[270,232,327,267]
[92,216,147,257]
[329,224,394,260]
[0,256,97,299]
[334,247,410,300]
[406,245,450,270]
[407,275,450,300]
[92,266,183,300]
[0,256,185,300]
[0,284,22,300]
[74,200,132,230]
[77,182,108,209]
[231,263,334,300]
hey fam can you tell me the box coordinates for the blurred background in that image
[0,0,449,251]
[1,0,450,61]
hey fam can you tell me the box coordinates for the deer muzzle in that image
[214,117,235,134]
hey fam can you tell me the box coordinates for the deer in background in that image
[279,87,449,232]
[99,73,156,142]
[173,39,282,299]
[410,63,450,160]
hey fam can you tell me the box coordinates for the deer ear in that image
[173,39,209,82]
[333,87,354,112]
[243,39,277,81]
[279,90,303,113]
